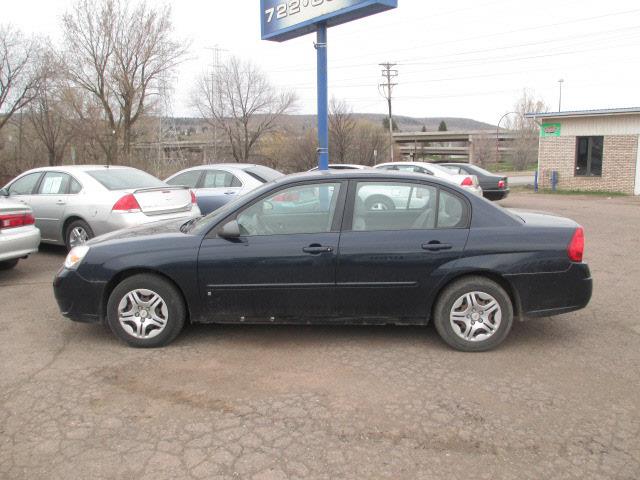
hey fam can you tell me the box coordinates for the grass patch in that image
[485,162,537,173]
[508,185,628,196]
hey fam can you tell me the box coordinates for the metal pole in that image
[558,79,564,112]
[316,24,329,171]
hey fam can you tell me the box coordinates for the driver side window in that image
[236,183,341,236]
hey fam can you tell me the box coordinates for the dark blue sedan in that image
[54,171,592,351]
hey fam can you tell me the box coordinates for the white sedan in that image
[0,197,40,269]
[374,162,483,197]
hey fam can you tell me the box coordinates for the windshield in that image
[243,166,283,183]
[87,168,166,190]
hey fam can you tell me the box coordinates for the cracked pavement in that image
[1,192,639,479]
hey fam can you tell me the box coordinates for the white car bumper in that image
[0,225,41,262]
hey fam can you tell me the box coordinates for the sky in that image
[4,0,640,125]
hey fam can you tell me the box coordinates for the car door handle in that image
[56,200,66,205]
[224,191,236,195]
[303,245,334,254]
[422,242,453,252]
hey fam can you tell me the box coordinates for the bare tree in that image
[62,0,187,163]
[351,120,388,166]
[0,25,44,132]
[506,90,548,170]
[27,48,73,166]
[192,56,297,163]
[470,134,497,167]
[329,97,356,163]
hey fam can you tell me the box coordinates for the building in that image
[526,108,640,195]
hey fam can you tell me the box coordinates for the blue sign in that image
[261,0,398,42]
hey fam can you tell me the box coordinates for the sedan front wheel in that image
[106,274,186,348]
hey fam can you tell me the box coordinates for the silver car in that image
[2,165,201,250]
[0,197,40,269]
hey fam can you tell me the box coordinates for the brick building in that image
[525,108,640,195]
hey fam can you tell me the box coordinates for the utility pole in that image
[205,45,226,164]
[558,78,564,112]
[379,62,398,162]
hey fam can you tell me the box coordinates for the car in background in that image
[440,163,509,201]
[0,197,40,270]
[308,164,370,171]
[166,164,283,215]
[2,166,200,250]
[54,170,592,352]
[374,161,483,197]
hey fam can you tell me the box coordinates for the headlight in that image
[64,246,90,270]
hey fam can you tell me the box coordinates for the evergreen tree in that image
[438,120,448,131]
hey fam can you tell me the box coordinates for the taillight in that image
[567,227,585,262]
[0,212,35,230]
[190,190,197,204]
[498,180,506,189]
[461,177,474,187]
[112,194,141,212]
[273,192,300,202]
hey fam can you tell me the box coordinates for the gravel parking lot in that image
[1,192,639,480]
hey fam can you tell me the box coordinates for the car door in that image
[200,169,243,198]
[28,172,72,242]
[335,180,470,320]
[197,180,346,322]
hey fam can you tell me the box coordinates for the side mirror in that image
[218,220,241,239]
[0,188,8,197]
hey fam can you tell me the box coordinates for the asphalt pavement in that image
[0,192,639,480]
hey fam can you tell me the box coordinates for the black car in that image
[441,163,509,201]
[54,171,592,352]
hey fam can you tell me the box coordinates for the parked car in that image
[441,163,509,201]
[2,166,201,250]
[374,161,483,197]
[54,170,592,352]
[308,164,370,171]
[0,197,40,269]
[165,164,283,215]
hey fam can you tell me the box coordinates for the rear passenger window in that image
[202,170,240,188]
[352,182,437,231]
[352,182,468,232]
[38,172,71,195]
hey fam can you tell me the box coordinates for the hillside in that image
[172,114,496,134]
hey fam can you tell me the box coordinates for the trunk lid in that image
[132,187,192,216]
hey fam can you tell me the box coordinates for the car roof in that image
[272,169,463,190]
[24,165,138,173]
[178,164,263,171]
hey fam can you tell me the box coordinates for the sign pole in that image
[316,23,329,171]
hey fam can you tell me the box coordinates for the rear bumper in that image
[53,267,106,324]
[483,188,510,200]
[0,226,40,262]
[92,207,200,236]
[506,263,592,318]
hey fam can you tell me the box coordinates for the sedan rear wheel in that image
[107,274,185,348]
[65,219,94,251]
[433,276,513,352]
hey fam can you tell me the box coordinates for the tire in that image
[0,258,19,270]
[65,219,94,251]
[365,195,395,211]
[433,276,513,352]
[106,274,186,348]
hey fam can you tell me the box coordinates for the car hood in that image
[508,209,579,228]
[87,218,190,246]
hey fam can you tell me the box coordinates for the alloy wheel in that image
[449,291,502,342]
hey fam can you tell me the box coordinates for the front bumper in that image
[53,267,106,324]
[506,262,592,318]
[0,226,40,262]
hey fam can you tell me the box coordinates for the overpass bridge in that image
[393,130,517,163]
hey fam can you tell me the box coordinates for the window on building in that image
[575,136,603,177]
